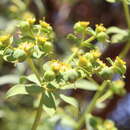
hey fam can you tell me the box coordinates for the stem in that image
[27,58,42,83]
[119,0,130,58]
[26,58,43,130]
[122,0,130,29]
[66,36,96,64]
[66,49,79,64]
[85,36,96,43]
[119,42,130,58]
[31,93,44,130]
[97,90,113,104]
[75,81,108,130]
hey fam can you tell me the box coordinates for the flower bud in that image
[27,18,36,25]
[74,21,90,33]
[18,21,30,31]
[39,20,52,32]
[44,70,55,81]
[113,57,126,76]
[111,80,126,96]
[96,24,106,33]
[63,69,79,83]
[78,56,88,66]
[97,32,108,43]
[51,61,61,73]
[0,34,10,49]
[19,42,34,55]
[43,41,53,53]
[99,67,113,80]
[104,120,117,130]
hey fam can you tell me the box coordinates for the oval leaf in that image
[6,84,43,98]
[6,84,28,98]
[60,94,78,108]
[26,74,41,86]
[62,79,98,91]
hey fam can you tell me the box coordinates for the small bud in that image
[36,35,48,44]
[113,57,126,76]
[19,42,34,54]
[43,41,53,53]
[99,67,113,80]
[44,70,55,81]
[18,21,29,29]
[51,61,61,73]
[97,32,108,43]
[78,56,88,66]
[111,80,126,96]
[96,24,106,33]
[0,34,10,49]
[39,20,52,31]
[104,120,117,130]
[27,18,36,25]
[63,69,79,83]
[74,21,90,33]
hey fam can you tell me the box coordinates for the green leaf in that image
[62,79,98,91]
[107,26,129,43]
[26,74,41,86]
[6,84,28,98]
[0,74,19,85]
[60,94,78,108]
[25,84,43,94]
[107,26,127,34]
[42,91,56,116]
[111,33,128,43]
[6,84,43,98]
[106,0,117,3]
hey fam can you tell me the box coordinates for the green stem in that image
[66,36,96,64]
[119,42,130,58]
[27,58,42,83]
[66,49,79,64]
[26,58,43,130]
[31,93,44,130]
[119,0,130,58]
[122,0,130,29]
[84,36,96,43]
[97,90,113,104]
[75,81,108,130]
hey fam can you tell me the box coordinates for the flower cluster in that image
[1,18,54,62]
[67,21,109,48]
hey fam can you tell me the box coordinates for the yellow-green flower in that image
[27,17,36,25]
[0,34,10,43]
[113,56,126,75]
[19,42,34,53]
[36,35,48,43]
[40,20,51,28]
[96,24,106,32]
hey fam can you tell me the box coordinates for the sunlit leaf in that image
[6,84,43,98]
[60,94,78,108]
[0,74,19,85]
[62,79,98,91]
[26,74,41,86]
[6,84,28,98]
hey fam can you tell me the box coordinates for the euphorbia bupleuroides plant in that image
[1,0,130,129]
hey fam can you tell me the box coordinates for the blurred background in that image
[0,0,130,130]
